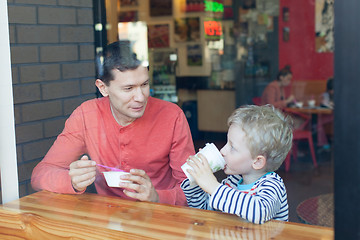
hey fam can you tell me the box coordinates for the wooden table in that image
[284,106,334,140]
[0,191,334,239]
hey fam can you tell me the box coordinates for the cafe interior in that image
[1,0,359,239]
[105,0,335,226]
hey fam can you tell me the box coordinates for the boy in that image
[181,105,293,224]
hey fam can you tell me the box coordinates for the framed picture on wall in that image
[242,0,256,9]
[186,0,204,12]
[148,24,170,48]
[282,7,290,22]
[174,17,200,43]
[150,0,172,17]
[224,0,234,19]
[315,0,334,52]
[256,0,279,16]
[283,27,290,42]
[119,0,138,7]
[118,11,138,22]
[187,44,202,66]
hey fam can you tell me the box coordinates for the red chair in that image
[252,97,262,106]
[284,109,318,172]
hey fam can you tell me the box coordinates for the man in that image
[31,41,195,205]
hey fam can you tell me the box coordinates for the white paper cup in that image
[103,171,131,187]
[181,143,225,185]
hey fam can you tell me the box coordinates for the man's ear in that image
[253,155,266,170]
[95,79,108,97]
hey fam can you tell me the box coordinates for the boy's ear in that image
[95,79,108,97]
[253,155,266,170]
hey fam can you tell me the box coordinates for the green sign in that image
[204,1,224,13]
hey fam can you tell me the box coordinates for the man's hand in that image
[119,169,159,202]
[186,154,220,195]
[69,155,96,192]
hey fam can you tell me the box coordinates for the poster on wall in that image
[315,0,334,52]
[150,0,172,17]
[148,24,170,48]
[174,17,200,42]
[187,44,202,66]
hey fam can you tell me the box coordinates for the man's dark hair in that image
[100,41,141,85]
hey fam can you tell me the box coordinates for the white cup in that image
[181,143,225,185]
[308,99,316,108]
[103,171,131,187]
[295,101,303,108]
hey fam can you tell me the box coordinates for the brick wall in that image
[7,0,96,198]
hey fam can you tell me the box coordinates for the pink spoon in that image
[96,164,125,172]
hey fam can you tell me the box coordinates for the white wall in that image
[0,0,19,204]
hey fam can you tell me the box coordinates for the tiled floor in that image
[194,132,334,225]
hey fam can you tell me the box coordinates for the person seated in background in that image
[261,65,304,128]
[31,41,195,206]
[261,65,296,108]
[181,105,293,224]
[317,77,334,151]
[320,77,334,109]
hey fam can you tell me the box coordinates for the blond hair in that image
[227,105,293,171]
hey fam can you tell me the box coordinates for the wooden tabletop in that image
[284,107,333,115]
[0,191,334,239]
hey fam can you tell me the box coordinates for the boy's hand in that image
[186,154,220,195]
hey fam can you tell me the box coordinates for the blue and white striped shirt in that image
[181,172,288,224]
